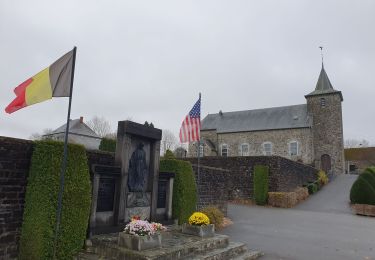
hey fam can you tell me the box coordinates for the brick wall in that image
[0,137,33,259]
[186,156,318,200]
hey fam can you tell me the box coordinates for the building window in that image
[320,98,326,108]
[240,143,249,156]
[199,144,204,157]
[289,141,298,156]
[263,142,272,156]
[221,144,228,157]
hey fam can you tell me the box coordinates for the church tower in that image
[305,64,344,176]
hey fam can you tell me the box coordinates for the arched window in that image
[240,143,249,156]
[262,142,272,156]
[221,144,228,157]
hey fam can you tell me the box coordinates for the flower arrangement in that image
[124,218,166,236]
[188,212,210,226]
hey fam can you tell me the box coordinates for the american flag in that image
[179,94,201,143]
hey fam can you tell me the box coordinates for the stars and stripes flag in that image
[179,94,201,143]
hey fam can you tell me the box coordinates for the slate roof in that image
[45,118,100,138]
[305,65,343,101]
[201,104,311,133]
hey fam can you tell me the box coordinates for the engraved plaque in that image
[97,177,116,212]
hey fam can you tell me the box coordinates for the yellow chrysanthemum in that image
[188,212,210,226]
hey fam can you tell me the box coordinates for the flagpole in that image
[197,93,201,208]
[53,46,77,259]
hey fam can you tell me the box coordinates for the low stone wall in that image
[0,137,33,259]
[185,156,318,200]
[192,165,230,216]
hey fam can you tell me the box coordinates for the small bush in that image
[99,138,116,152]
[159,159,197,224]
[253,165,269,205]
[268,192,297,208]
[317,170,329,185]
[307,183,318,194]
[295,187,309,202]
[201,206,224,229]
[19,141,91,260]
[350,177,375,205]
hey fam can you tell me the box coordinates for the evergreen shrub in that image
[99,138,116,152]
[350,176,375,205]
[253,165,269,205]
[19,141,91,260]
[159,159,197,224]
[201,206,224,229]
[360,172,375,189]
[307,183,318,194]
[363,166,375,175]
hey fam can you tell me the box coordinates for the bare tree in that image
[161,129,178,155]
[345,138,370,148]
[29,128,54,140]
[86,116,112,137]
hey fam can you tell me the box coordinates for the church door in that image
[321,154,331,173]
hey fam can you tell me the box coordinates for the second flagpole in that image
[53,46,77,259]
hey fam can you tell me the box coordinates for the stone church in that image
[189,65,345,176]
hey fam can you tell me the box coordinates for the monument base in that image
[125,207,151,221]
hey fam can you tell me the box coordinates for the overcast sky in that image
[1,0,374,144]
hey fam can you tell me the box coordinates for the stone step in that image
[81,232,231,260]
[232,250,264,260]
[187,241,248,260]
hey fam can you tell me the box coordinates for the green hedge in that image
[99,138,116,152]
[350,175,375,205]
[253,165,269,205]
[19,141,91,260]
[361,172,375,189]
[159,159,197,224]
[363,166,375,174]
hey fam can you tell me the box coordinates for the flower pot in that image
[118,232,161,251]
[181,223,215,237]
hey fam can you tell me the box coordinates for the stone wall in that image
[189,128,314,164]
[0,137,33,259]
[192,165,230,216]
[185,156,318,200]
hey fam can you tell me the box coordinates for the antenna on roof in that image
[319,46,324,68]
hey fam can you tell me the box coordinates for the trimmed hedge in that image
[363,166,375,175]
[99,138,116,152]
[361,172,375,189]
[159,159,197,224]
[19,141,91,260]
[253,165,269,205]
[350,176,375,205]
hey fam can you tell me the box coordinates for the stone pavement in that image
[220,174,375,260]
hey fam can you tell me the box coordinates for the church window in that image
[240,143,249,156]
[221,144,228,157]
[320,98,326,108]
[263,142,272,155]
[289,141,298,156]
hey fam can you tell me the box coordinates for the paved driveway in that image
[220,174,375,260]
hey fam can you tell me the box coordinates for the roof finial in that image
[319,46,324,68]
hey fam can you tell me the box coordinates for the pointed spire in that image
[315,66,334,91]
[305,49,343,101]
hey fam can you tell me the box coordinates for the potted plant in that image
[118,216,166,251]
[182,212,215,237]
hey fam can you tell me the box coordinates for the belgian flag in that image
[5,48,76,114]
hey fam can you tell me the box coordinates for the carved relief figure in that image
[128,143,148,192]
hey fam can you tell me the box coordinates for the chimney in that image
[80,116,83,123]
